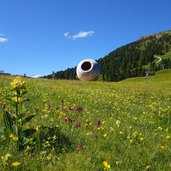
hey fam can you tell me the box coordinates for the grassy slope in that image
[161,50,171,60]
[123,68,171,81]
[122,68,171,83]
[143,49,171,70]
[0,70,171,171]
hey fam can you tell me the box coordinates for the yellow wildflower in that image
[119,131,124,135]
[11,96,21,103]
[145,165,151,170]
[166,135,170,140]
[11,161,21,167]
[102,121,106,125]
[103,134,107,138]
[103,161,111,170]
[129,139,133,144]
[110,127,114,132]
[13,136,19,141]
[116,120,120,127]
[86,132,92,136]
[9,134,18,141]
[133,117,137,120]
[9,133,14,138]
[47,153,53,160]
[160,145,164,149]
[140,137,144,141]
[4,153,12,160]
[1,153,12,162]
[157,127,162,131]
[35,126,39,131]
[139,133,142,136]
[10,77,26,90]
[132,131,138,138]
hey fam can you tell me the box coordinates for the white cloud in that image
[72,31,95,39]
[64,32,71,39]
[64,32,69,37]
[0,34,8,43]
[64,31,95,39]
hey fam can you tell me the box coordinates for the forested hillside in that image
[45,30,171,81]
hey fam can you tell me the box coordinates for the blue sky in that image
[0,0,171,77]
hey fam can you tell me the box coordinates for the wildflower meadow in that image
[0,69,171,171]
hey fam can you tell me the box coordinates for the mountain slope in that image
[45,30,171,81]
[97,30,171,81]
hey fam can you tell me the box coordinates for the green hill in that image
[45,30,171,81]
[98,30,171,81]
[123,68,171,83]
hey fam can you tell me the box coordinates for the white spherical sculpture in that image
[76,59,100,81]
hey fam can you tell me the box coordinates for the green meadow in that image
[0,70,171,171]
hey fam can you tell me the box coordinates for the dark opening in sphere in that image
[81,61,92,71]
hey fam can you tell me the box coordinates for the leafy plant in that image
[2,77,72,154]
[2,77,36,150]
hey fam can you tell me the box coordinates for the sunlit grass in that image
[161,50,171,60]
[0,70,171,171]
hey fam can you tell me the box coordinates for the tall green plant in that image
[3,77,36,150]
